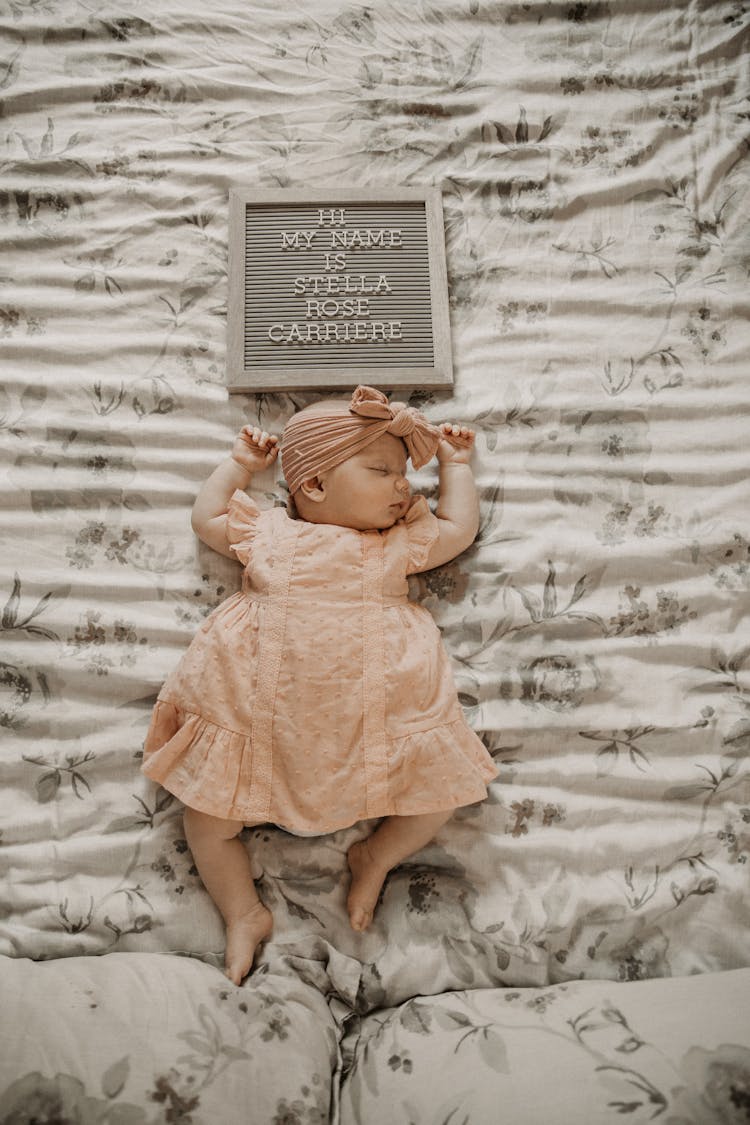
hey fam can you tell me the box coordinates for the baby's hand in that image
[231,426,279,472]
[437,422,475,465]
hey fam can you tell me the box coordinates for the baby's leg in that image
[347,810,452,932]
[184,807,272,984]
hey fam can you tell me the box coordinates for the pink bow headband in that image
[280,385,441,496]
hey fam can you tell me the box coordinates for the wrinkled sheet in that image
[1,0,749,1021]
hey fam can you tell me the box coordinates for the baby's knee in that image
[184,806,243,844]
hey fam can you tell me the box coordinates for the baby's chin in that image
[320,510,403,532]
[299,499,409,531]
[347,516,400,531]
[365,504,410,530]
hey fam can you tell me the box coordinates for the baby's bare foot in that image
[347,839,388,932]
[224,902,273,985]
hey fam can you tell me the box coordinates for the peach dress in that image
[142,490,497,834]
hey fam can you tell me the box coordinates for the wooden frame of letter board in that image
[226,187,453,392]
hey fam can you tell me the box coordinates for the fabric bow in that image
[348,386,441,470]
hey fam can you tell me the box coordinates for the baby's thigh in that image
[183,806,244,843]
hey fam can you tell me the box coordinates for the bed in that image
[1,0,749,1120]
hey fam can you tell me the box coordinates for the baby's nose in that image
[395,477,411,495]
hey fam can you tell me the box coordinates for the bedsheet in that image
[1,0,749,1018]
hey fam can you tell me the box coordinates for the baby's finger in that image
[236,426,279,461]
[244,426,270,447]
[238,425,260,445]
[440,422,474,445]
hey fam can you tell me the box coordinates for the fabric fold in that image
[143,702,495,831]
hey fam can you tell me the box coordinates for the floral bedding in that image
[1,0,749,1119]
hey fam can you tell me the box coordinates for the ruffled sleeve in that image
[226,489,261,566]
[403,495,440,574]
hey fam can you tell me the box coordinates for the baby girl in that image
[143,385,497,984]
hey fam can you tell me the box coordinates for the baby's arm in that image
[191,427,278,559]
[417,423,480,571]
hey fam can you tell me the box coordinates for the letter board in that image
[227,187,453,392]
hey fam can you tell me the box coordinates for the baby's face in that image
[312,432,411,531]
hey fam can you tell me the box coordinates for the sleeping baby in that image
[142,385,497,984]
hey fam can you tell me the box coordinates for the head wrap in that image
[280,385,441,495]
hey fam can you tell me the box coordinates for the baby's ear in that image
[298,476,326,502]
